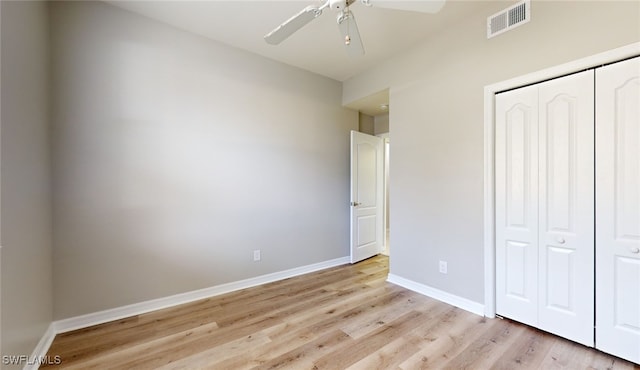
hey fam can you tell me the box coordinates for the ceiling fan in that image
[264,0,446,57]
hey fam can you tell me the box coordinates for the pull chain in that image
[345,10,351,45]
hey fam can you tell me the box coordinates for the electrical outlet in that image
[253,250,261,262]
[439,260,448,274]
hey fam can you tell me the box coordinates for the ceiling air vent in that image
[487,0,530,39]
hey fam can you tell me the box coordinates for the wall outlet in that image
[253,250,261,262]
[439,260,448,274]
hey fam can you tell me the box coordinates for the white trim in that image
[483,42,640,318]
[376,133,390,256]
[387,274,484,316]
[24,323,56,370]
[483,82,497,318]
[53,256,349,334]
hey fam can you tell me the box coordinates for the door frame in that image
[482,42,640,318]
[376,132,390,255]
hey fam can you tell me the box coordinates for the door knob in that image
[631,247,640,254]
[351,201,361,207]
[556,237,566,244]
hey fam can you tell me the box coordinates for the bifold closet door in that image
[496,84,539,328]
[537,70,594,346]
[496,70,594,346]
[595,56,640,364]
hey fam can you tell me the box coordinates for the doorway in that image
[352,90,390,258]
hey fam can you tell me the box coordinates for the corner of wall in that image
[1,0,54,364]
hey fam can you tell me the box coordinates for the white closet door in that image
[496,85,539,327]
[596,56,640,364]
[537,70,594,346]
[496,71,595,346]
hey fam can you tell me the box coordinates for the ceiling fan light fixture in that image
[266,0,445,55]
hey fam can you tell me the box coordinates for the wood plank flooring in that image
[44,256,639,369]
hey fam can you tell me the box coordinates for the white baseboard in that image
[387,273,485,316]
[53,256,349,334]
[24,323,56,370]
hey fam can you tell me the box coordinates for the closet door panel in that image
[596,56,640,364]
[538,70,594,346]
[495,85,539,326]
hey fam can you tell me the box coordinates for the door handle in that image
[351,201,361,207]
[631,247,640,254]
[556,237,566,244]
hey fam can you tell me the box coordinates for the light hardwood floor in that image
[44,256,639,369]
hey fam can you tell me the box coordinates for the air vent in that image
[487,0,530,39]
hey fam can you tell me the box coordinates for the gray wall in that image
[343,1,640,304]
[1,0,53,362]
[50,1,358,319]
[374,114,389,135]
[358,112,375,135]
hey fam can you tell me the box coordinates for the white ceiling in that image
[107,0,498,113]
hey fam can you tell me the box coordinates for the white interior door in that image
[537,70,594,347]
[495,84,539,327]
[350,130,383,264]
[595,56,640,364]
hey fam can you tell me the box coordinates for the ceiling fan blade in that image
[365,0,446,14]
[264,5,323,45]
[337,10,364,57]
